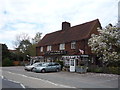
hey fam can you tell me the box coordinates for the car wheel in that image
[31,68,34,71]
[25,69,28,71]
[56,68,59,72]
[41,69,46,73]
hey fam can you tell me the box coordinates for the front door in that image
[70,59,76,72]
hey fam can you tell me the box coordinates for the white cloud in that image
[0,0,119,49]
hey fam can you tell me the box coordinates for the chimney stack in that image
[62,21,71,30]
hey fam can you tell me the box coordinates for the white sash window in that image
[40,47,43,52]
[47,45,52,51]
[59,43,65,50]
[71,42,76,49]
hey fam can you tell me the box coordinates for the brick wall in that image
[36,39,92,56]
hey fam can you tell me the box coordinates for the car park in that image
[24,62,44,71]
[32,62,61,73]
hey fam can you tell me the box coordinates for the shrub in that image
[2,58,13,66]
[88,65,120,75]
[94,67,103,73]
[107,67,120,75]
[87,65,98,72]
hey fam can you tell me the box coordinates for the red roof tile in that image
[37,19,101,46]
[9,49,17,53]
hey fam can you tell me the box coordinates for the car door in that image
[51,63,57,71]
[46,64,53,71]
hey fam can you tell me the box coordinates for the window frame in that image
[40,47,43,52]
[59,43,65,50]
[71,41,76,49]
[47,45,52,51]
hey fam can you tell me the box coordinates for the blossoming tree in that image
[88,24,120,66]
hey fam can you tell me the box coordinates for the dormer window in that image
[40,47,43,52]
[59,43,65,50]
[71,42,76,49]
[47,45,52,51]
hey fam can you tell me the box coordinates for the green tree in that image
[12,32,42,64]
[28,32,42,56]
[13,33,31,64]
[88,25,120,66]
[18,40,32,63]
[32,32,42,44]
[2,44,10,60]
[2,44,13,66]
[2,58,13,66]
[18,40,32,53]
[28,44,37,56]
[13,33,30,49]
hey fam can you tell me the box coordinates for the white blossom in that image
[88,25,120,63]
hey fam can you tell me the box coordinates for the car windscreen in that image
[32,63,40,66]
[42,63,49,67]
[37,63,43,66]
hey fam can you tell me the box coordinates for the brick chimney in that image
[62,21,71,30]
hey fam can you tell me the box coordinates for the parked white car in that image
[24,62,44,71]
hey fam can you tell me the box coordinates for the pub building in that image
[36,19,101,72]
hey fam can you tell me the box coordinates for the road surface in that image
[1,66,119,89]
[1,77,25,88]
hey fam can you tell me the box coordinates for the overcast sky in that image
[0,0,119,49]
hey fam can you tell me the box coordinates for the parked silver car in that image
[24,62,44,71]
[33,62,61,73]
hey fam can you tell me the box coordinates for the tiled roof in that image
[37,19,101,46]
[9,49,17,52]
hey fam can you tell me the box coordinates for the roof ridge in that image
[86,19,99,38]
[71,19,99,28]
[46,30,62,35]
[45,19,99,35]
[37,19,101,46]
